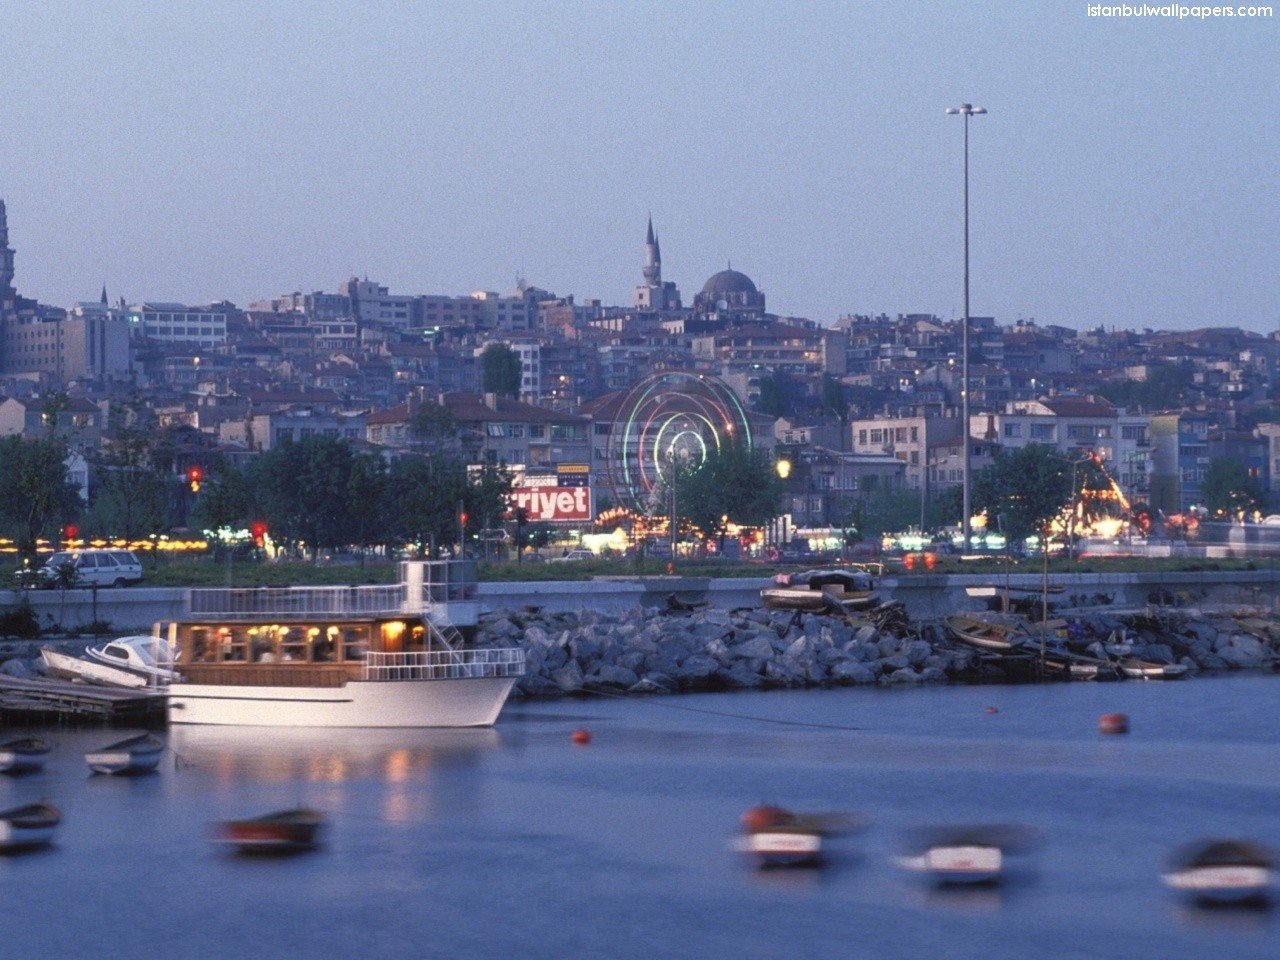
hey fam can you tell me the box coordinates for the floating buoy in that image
[984,706,1000,714]
[1099,712,1130,735]
[740,805,793,832]
[571,729,592,745]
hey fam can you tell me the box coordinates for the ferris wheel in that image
[604,372,754,512]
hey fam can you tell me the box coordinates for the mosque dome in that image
[700,269,757,296]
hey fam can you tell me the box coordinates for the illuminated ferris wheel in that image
[604,372,754,512]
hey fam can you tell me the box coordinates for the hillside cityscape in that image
[1,196,1277,550]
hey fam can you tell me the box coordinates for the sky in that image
[1,0,1277,331]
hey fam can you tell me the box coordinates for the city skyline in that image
[1,2,1276,330]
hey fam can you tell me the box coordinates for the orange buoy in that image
[740,805,794,832]
[1098,712,1129,735]
[571,729,592,745]
[984,706,1000,714]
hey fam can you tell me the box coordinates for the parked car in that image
[549,549,596,564]
[23,550,144,589]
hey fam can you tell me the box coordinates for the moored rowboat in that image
[0,802,61,851]
[896,823,1040,885]
[215,808,326,854]
[0,737,52,774]
[945,615,1030,653]
[1119,659,1189,680]
[1163,839,1275,905]
[85,733,164,775]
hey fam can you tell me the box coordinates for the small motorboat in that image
[896,824,1040,885]
[1119,658,1189,680]
[1163,839,1275,905]
[0,737,52,774]
[215,808,326,855]
[85,635,181,684]
[736,805,869,868]
[761,569,879,613]
[945,615,1030,653]
[0,802,61,851]
[40,647,149,689]
[85,733,165,775]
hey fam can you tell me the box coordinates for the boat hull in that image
[168,676,518,728]
[0,821,57,850]
[85,748,162,775]
[745,830,823,867]
[0,744,50,774]
[899,845,1004,885]
[1164,866,1273,903]
[40,648,150,689]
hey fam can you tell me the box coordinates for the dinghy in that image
[945,615,1030,653]
[85,733,164,775]
[1163,839,1274,905]
[215,808,326,854]
[896,824,1040,885]
[0,803,61,851]
[0,737,52,774]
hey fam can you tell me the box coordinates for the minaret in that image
[642,215,661,286]
[0,199,15,297]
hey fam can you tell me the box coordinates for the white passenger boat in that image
[85,733,165,775]
[0,803,61,851]
[0,737,52,774]
[166,560,524,728]
[40,647,150,689]
[86,635,182,684]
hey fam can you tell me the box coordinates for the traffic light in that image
[186,465,204,493]
[250,520,268,547]
[63,524,78,542]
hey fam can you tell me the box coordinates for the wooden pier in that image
[0,675,166,726]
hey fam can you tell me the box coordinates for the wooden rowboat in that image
[0,737,52,774]
[945,615,1030,652]
[85,733,164,775]
[215,808,326,854]
[1119,659,1189,680]
[0,802,61,851]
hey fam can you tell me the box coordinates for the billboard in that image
[510,464,593,523]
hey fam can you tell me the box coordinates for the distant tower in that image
[642,216,661,286]
[633,216,681,312]
[0,199,15,297]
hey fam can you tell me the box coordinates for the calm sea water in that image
[3,677,1279,960]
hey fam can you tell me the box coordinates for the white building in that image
[127,302,227,347]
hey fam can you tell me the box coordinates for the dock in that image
[0,675,167,726]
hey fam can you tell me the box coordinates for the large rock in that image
[831,661,876,684]
[730,635,776,661]
[675,655,720,680]
[589,664,641,689]
[724,662,764,688]
[904,640,932,667]
[1,658,32,680]
[919,666,948,683]
[550,662,585,693]
[1216,646,1263,669]
[887,667,923,684]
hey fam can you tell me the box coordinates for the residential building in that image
[126,303,227,347]
[850,414,962,491]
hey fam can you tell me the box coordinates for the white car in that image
[37,550,144,588]
[549,549,596,563]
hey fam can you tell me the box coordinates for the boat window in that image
[103,645,129,660]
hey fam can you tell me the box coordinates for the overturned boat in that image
[0,737,52,774]
[761,568,879,613]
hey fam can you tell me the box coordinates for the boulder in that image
[523,625,550,647]
[919,666,948,683]
[1216,646,1263,669]
[785,637,814,661]
[876,637,901,658]
[589,664,641,689]
[675,655,720,680]
[887,667,923,684]
[1226,634,1267,660]
[904,640,932,667]
[730,635,776,661]
[724,662,765,688]
[550,662,585,693]
[854,625,878,644]
[0,658,32,680]
[879,654,910,672]
[830,661,877,684]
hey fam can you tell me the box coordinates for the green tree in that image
[347,454,389,563]
[674,441,785,546]
[246,436,355,556]
[191,466,253,534]
[970,443,1074,545]
[384,455,467,553]
[464,460,515,538]
[409,400,458,454]
[480,343,522,399]
[0,436,80,562]
[1201,456,1265,516]
[1098,362,1194,411]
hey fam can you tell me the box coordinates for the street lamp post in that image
[946,102,986,552]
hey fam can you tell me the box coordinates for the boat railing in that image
[362,648,525,682]
[187,585,407,620]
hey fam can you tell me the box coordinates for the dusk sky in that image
[1,1,1276,330]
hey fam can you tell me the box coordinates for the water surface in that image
[3,677,1278,959]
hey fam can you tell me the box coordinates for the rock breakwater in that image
[474,604,1280,699]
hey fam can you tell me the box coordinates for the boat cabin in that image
[172,616,437,686]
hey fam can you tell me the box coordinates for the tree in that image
[481,343,522,399]
[821,376,850,424]
[190,466,254,560]
[674,441,785,547]
[1201,456,1265,516]
[347,454,389,563]
[970,443,1074,545]
[409,401,458,454]
[464,460,515,539]
[0,436,80,562]
[1098,362,1194,411]
[246,436,355,556]
[384,454,467,553]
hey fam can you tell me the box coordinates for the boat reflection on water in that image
[170,726,503,786]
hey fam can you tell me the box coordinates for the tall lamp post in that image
[946,102,986,552]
